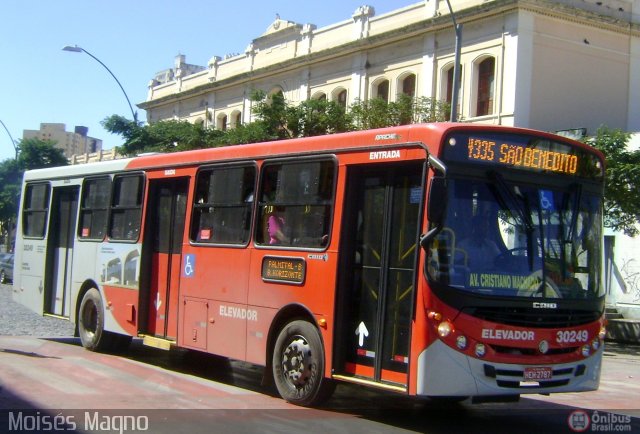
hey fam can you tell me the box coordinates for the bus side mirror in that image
[427,176,447,226]
[420,176,447,249]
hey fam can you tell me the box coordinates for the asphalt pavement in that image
[1,283,639,433]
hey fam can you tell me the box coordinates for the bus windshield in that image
[427,175,603,300]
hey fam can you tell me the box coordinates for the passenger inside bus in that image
[266,206,287,245]
[458,215,500,269]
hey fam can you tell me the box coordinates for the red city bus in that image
[13,123,606,405]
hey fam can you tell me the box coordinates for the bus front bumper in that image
[416,340,602,397]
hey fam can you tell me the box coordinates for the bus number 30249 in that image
[556,330,589,343]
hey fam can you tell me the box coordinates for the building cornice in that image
[138,0,639,111]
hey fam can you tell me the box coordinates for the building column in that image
[350,52,368,104]
[421,34,436,98]
[300,24,316,55]
[511,12,534,128]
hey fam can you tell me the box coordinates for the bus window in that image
[109,174,144,241]
[256,159,335,248]
[22,183,50,238]
[191,165,255,244]
[79,176,111,240]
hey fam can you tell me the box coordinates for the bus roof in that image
[22,123,604,181]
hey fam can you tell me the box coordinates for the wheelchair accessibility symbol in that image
[539,190,555,211]
[184,254,195,277]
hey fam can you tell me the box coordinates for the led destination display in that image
[443,131,604,179]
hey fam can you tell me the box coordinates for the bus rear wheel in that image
[272,320,335,406]
[78,288,114,352]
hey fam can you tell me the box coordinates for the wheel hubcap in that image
[281,336,312,387]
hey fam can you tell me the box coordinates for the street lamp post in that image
[445,0,462,122]
[62,45,138,123]
[0,119,18,159]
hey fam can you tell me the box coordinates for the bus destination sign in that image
[262,256,306,285]
[443,131,603,179]
[467,137,577,174]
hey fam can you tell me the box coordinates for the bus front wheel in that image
[272,320,335,406]
[78,288,113,352]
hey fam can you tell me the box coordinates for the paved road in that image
[1,283,639,433]
[0,336,639,433]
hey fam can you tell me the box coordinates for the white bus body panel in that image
[416,339,602,396]
[13,159,133,324]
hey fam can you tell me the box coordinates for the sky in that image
[0,0,413,162]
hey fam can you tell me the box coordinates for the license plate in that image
[524,367,553,380]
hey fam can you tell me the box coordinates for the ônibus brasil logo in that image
[568,410,590,432]
[568,410,632,432]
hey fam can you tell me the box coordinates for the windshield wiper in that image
[487,171,534,233]
[487,171,536,269]
[569,183,582,240]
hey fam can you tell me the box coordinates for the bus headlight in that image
[428,311,442,321]
[437,321,453,337]
[598,326,607,340]
[456,335,468,350]
[591,338,600,351]
[581,345,591,357]
[475,343,486,358]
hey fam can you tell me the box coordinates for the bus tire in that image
[272,319,335,406]
[78,288,113,352]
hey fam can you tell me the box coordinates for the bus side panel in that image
[69,241,100,325]
[245,305,277,365]
[13,239,47,315]
[102,285,139,335]
[177,246,251,357]
[94,243,142,336]
[246,248,338,367]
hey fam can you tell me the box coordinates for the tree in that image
[17,137,68,169]
[350,94,450,130]
[103,91,451,156]
[285,98,352,137]
[0,159,22,245]
[0,137,68,250]
[588,127,640,236]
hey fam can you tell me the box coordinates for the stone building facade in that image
[139,0,640,137]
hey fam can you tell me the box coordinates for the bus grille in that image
[464,306,600,328]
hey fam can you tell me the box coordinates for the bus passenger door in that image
[334,162,424,388]
[143,178,189,340]
[45,186,79,317]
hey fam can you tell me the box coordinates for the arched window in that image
[442,63,462,118]
[374,79,390,102]
[333,88,348,108]
[445,66,454,105]
[230,110,242,129]
[401,73,416,97]
[476,57,495,116]
[311,92,327,101]
[217,113,228,131]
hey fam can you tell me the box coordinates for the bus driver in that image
[458,215,500,269]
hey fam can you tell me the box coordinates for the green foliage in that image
[285,98,352,137]
[222,122,275,145]
[0,159,21,227]
[249,90,291,140]
[588,127,640,236]
[17,137,69,169]
[350,94,450,130]
[104,91,451,156]
[0,137,68,249]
